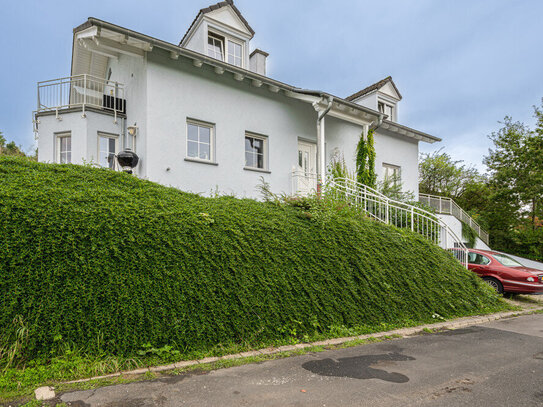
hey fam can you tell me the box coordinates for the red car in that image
[466,249,543,294]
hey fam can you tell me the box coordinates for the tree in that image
[355,129,376,188]
[419,149,481,199]
[0,130,32,157]
[484,113,543,230]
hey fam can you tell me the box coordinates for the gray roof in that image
[180,0,255,46]
[345,76,403,102]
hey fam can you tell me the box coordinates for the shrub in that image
[0,157,504,367]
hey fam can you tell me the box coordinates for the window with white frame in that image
[378,101,394,121]
[383,163,401,186]
[245,133,267,170]
[98,133,118,169]
[227,40,242,67]
[207,33,224,61]
[56,133,71,164]
[187,121,213,161]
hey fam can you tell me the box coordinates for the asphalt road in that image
[61,313,543,407]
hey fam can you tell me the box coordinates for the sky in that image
[1,0,542,171]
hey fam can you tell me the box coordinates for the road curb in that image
[63,307,541,385]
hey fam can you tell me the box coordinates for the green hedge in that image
[0,157,503,362]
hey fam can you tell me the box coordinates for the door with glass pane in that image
[296,141,317,195]
[98,134,118,169]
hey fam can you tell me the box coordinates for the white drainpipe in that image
[314,96,333,190]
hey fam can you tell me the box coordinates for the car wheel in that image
[482,277,503,294]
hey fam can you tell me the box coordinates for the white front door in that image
[295,141,317,195]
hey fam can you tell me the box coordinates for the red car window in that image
[468,252,490,265]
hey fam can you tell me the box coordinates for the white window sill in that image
[184,157,218,166]
[244,166,271,174]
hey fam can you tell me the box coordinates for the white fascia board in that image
[328,109,372,127]
[381,120,440,144]
[75,26,99,40]
[79,38,119,60]
[203,16,252,41]
[92,36,145,58]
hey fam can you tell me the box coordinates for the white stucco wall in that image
[145,49,319,198]
[374,128,419,195]
[438,214,490,250]
[37,110,122,165]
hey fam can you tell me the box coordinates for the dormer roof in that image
[345,76,403,102]
[180,0,255,46]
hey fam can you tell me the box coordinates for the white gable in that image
[379,81,401,101]
[206,6,251,36]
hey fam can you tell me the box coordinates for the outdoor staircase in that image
[327,178,468,267]
[418,194,489,245]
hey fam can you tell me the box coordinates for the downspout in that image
[314,96,333,192]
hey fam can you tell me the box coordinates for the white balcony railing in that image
[419,193,489,245]
[36,74,125,120]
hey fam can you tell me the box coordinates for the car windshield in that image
[492,253,524,267]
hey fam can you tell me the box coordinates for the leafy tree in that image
[484,113,543,230]
[355,129,376,188]
[0,131,32,158]
[419,149,481,199]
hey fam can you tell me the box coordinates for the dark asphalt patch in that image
[301,351,415,383]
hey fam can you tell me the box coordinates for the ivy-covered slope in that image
[0,158,504,360]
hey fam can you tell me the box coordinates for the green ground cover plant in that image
[0,157,509,398]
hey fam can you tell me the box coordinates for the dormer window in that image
[207,31,244,67]
[378,101,394,121]
[227,40,242,67]
[207,33,224,60]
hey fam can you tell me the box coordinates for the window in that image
[378,101,394,120]
[187,121,213,161]
[56,133,71,164]
[245,134,267,170]
[492,253,523,267]
[207,34,224,61]
[383,163,401,186]
[227,40,242,67]
[98,133,118,169]
[468,252,491,266]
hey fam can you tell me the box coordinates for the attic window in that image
[207,33,224,61]
[227,40,242,67]
[378,101,394,121]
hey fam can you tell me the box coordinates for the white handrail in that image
[419,193,489,245]
[327,178,468,267]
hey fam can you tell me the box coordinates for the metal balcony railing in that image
[36,74,125,121]
[418,193,489,245]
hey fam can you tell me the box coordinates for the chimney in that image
[249,49,269,76]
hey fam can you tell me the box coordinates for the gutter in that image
[77,18,438,144]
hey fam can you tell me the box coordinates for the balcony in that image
[36,74,126,120]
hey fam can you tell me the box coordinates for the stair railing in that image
[326,178,468,267]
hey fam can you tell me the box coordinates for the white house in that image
[34,0,440,199]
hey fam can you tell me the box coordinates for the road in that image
[61,313,543,407]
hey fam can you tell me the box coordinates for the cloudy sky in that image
[1,0,542,170]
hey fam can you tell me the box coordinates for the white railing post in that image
[82,74,87,117]
[411,207,414,231]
